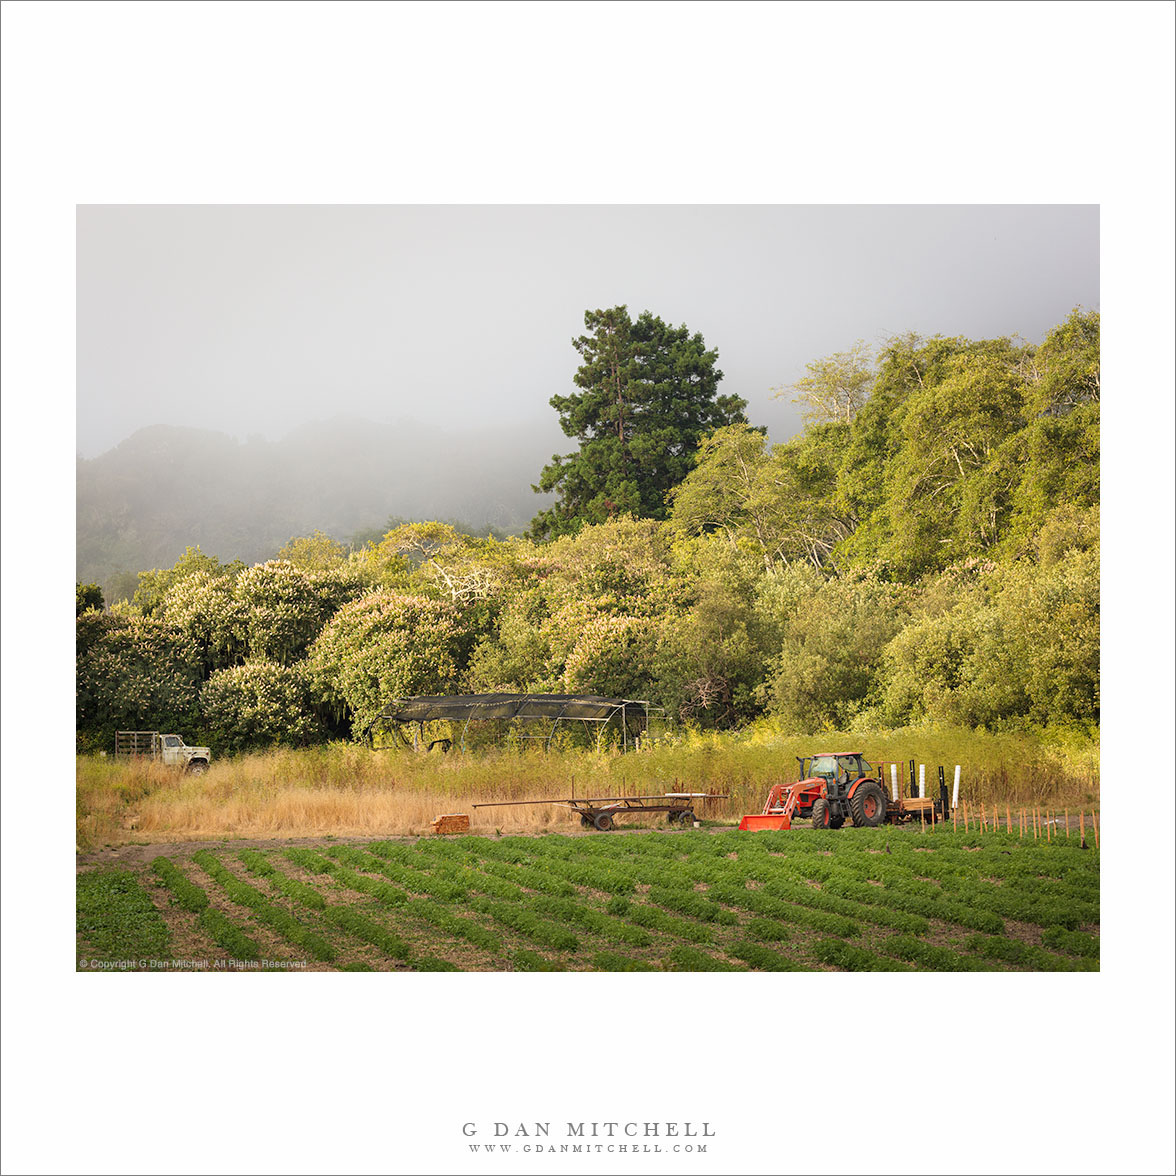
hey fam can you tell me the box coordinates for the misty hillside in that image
[77,419,560,600]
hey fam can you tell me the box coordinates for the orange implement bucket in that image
[737,813,792,831]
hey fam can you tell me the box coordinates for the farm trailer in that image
[473,792,728,831]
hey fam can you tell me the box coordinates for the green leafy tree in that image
[132,546,243,617]
[306,592,468,737]
[233,560,327,666]
[277,530,348,572]
[200,661,325,752]
[777,341,874,426]
[76,583,104,615]
[76,613,203,747]
[654,537,767,726]
[755,567,906,732]
[160,572,247,674]
[882,338,1032,575]
[529,306,747,539]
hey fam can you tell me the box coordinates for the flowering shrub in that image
[200,660,324,752]
[76,612,203,746]
[161,572,247,673]
[233,560,327,666]
[306,591,467,736]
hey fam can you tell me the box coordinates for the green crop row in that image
[664,944,743,972]
[468,898,579,953]
[727,939,810,971]
[323,906,410,962]
[647,885,740,925]
[592,951,658,972]
[812,938,911,972]
[327,846,468,902]
[406,898,503,953]
[146,857,266,962]
[964,934,1099,971]
[706,881,860,938]
[77,870,171,962]
[626,902,716,944]
[1040,926,1100,959]
[822,871,1005,935]
[528,895,653,948]
[367,841,511,899]
[237,850,328,910]
[762,874,930,936]
[886,934,989,971]
[198,907,262,960]
[193,851,337,962]
[513,949,566,972]
[478,858,578,898]
[150,857,210,913]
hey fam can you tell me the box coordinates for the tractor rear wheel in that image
[812,799,830,830]
[851,781,887,828]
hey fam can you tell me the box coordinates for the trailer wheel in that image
[680,811,696,827]
[593,812,615,831]
[666,810,680,824]
[851,781,887,828]
[580,815,593,828]
[812,799,830,829]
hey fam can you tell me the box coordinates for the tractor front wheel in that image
[812,799,831,830]
[851,781,887,828]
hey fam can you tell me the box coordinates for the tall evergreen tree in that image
[529,306,748,539]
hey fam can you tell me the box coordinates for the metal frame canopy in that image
[371,693,651,752]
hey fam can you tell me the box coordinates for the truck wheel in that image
[186,761,208,775]
[851,781,887,828]
[593,812,615,831]
[812,799,830,830]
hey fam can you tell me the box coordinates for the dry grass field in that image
[76,726,1099,849]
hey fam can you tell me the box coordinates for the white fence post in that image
[952,765,961,810]
[918,763,925,798]
[890,762,898,801]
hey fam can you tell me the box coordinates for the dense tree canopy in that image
[75,311,1099,750]
[529,306,749,539]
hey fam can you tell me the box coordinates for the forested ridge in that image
[76,310,1099,751]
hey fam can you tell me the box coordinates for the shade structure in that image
[372,693,650,751]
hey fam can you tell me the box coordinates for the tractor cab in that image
[799,753,871,797]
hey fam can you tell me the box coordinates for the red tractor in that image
[738,752,894,832]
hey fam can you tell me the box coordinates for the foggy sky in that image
[76,204,1099,458]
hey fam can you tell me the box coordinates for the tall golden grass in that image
[76,725,1099,849]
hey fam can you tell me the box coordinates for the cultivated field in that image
[76,824,1100,973]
